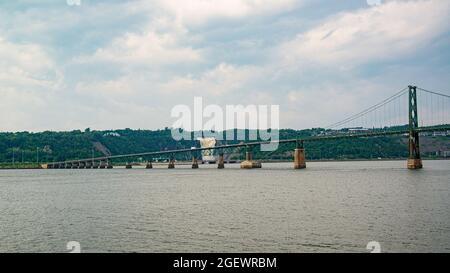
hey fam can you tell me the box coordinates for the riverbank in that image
[0,163,42,169]
[2,158,449,169]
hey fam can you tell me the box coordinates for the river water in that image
[0,160,449,253]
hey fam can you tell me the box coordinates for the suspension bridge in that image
[44,85,450,170]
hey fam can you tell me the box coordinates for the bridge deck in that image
[48,125,450,165]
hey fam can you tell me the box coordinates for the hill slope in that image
[0,128,449,163]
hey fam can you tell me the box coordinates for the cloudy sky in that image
[0,0,449,132]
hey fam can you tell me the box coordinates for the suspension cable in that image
[417,88,450,99]
[325,87,408,129]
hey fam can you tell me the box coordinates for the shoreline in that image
[0,158,449,170]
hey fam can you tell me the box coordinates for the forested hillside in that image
[0,127,449,164]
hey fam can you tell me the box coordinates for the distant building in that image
[433,132,447,137]
[347,127,370,133]
[438,151,450,157]
[103,132,121,137]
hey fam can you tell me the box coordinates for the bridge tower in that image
[407,85,423,169]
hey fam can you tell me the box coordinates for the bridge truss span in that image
[45,85,450,170]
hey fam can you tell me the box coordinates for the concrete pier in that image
[168,160,175,169]
[240,152,262,169]
[192,157,199,169]
[85,161,92,169]
[218,154,225,169]
[294,148,306,169]
[146,162,153,169]
[107,161,113,169]
[407,159,423,170]
[79,162,86,169]
[99,161,106,169]
[125,163,132,169]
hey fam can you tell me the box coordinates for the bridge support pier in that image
[72,162,79,169]
[168,159,175,169]
[294,140,306,169]
[85,161,92,169]
[126,163,132,169]
[294,148,306,169]
[218,153,225,169]
[240,150,262,169]
[79,162,86,169]
[146,162,153,169]
[192,157,199,169]
[407,159,423,170]
[107,161,113,169]
[99,161,106,169]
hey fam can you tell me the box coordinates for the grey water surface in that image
[1,160,449,253]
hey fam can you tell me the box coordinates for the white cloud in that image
[78,30,202,66]
[73,62,268,106]
[75,76,135,96]
[1,1,449,131]
[280,0,450,66]
[149,0,301,26]
[160,63,265,96]
[0,36,64,131]
[0,37,61,89]
[83,0,302,66]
